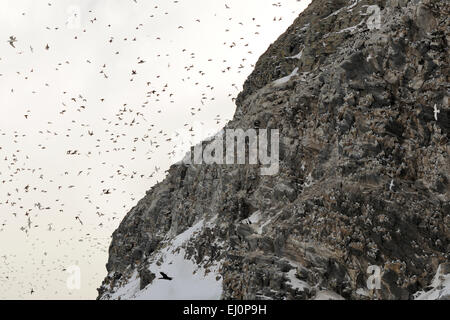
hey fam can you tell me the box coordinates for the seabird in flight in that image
[159,272,173,280]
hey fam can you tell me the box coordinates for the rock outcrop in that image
[98,0,449,300]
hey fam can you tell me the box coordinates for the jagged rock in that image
[98,0,449,300]
[139,269,156,290]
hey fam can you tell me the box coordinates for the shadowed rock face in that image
[98,0,449,300]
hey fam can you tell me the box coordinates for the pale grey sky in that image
[0,0,310,299]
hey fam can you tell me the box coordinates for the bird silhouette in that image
[8,36,17,48]
[159,272,173,280]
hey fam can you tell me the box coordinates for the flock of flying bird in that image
[0,0,301,298]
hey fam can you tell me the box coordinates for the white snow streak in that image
[272,67,299,86]
[105,217,223,300]
[414,265,450,300]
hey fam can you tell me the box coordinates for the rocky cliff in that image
[98,0,449,300]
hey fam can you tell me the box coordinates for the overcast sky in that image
[0,0,311,299]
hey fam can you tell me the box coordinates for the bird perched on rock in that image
[433,104,440,121]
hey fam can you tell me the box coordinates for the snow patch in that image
[323,7,345,20]
[336,20,365,34]
[104,218,223,300]
[414,265,450,300]
[248,210,262,224]
[356,288,369,297]
[347,0,361,10]
[134,248,223,300]
[240,210,283,235]
[314,290,345,300]
[286,269,310,292]
[272,67,299,87]
[286,50,303,60]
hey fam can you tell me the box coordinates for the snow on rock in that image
[414,264,450,300]
[355,288,370,297]
[285,269,310,292]
[323,7,346,20]
[246,210,262,224]
[134,248,222,300]
[347,0,362,10]
[104,218,223,300]
[272,67,299,87]
[336,20,365,34]
[240,210,262,226]
[286,50,303,60]
[281,258,311,293]
[314,290,345,300]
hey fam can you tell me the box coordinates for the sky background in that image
[0,0,310,299]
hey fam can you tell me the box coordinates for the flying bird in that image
[159,272,173,280]
[8,36,17,48]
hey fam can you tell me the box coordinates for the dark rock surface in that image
[98,0,449,300]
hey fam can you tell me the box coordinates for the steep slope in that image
[98,0,449,300]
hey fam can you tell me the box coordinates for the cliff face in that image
[98,0,449,300]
